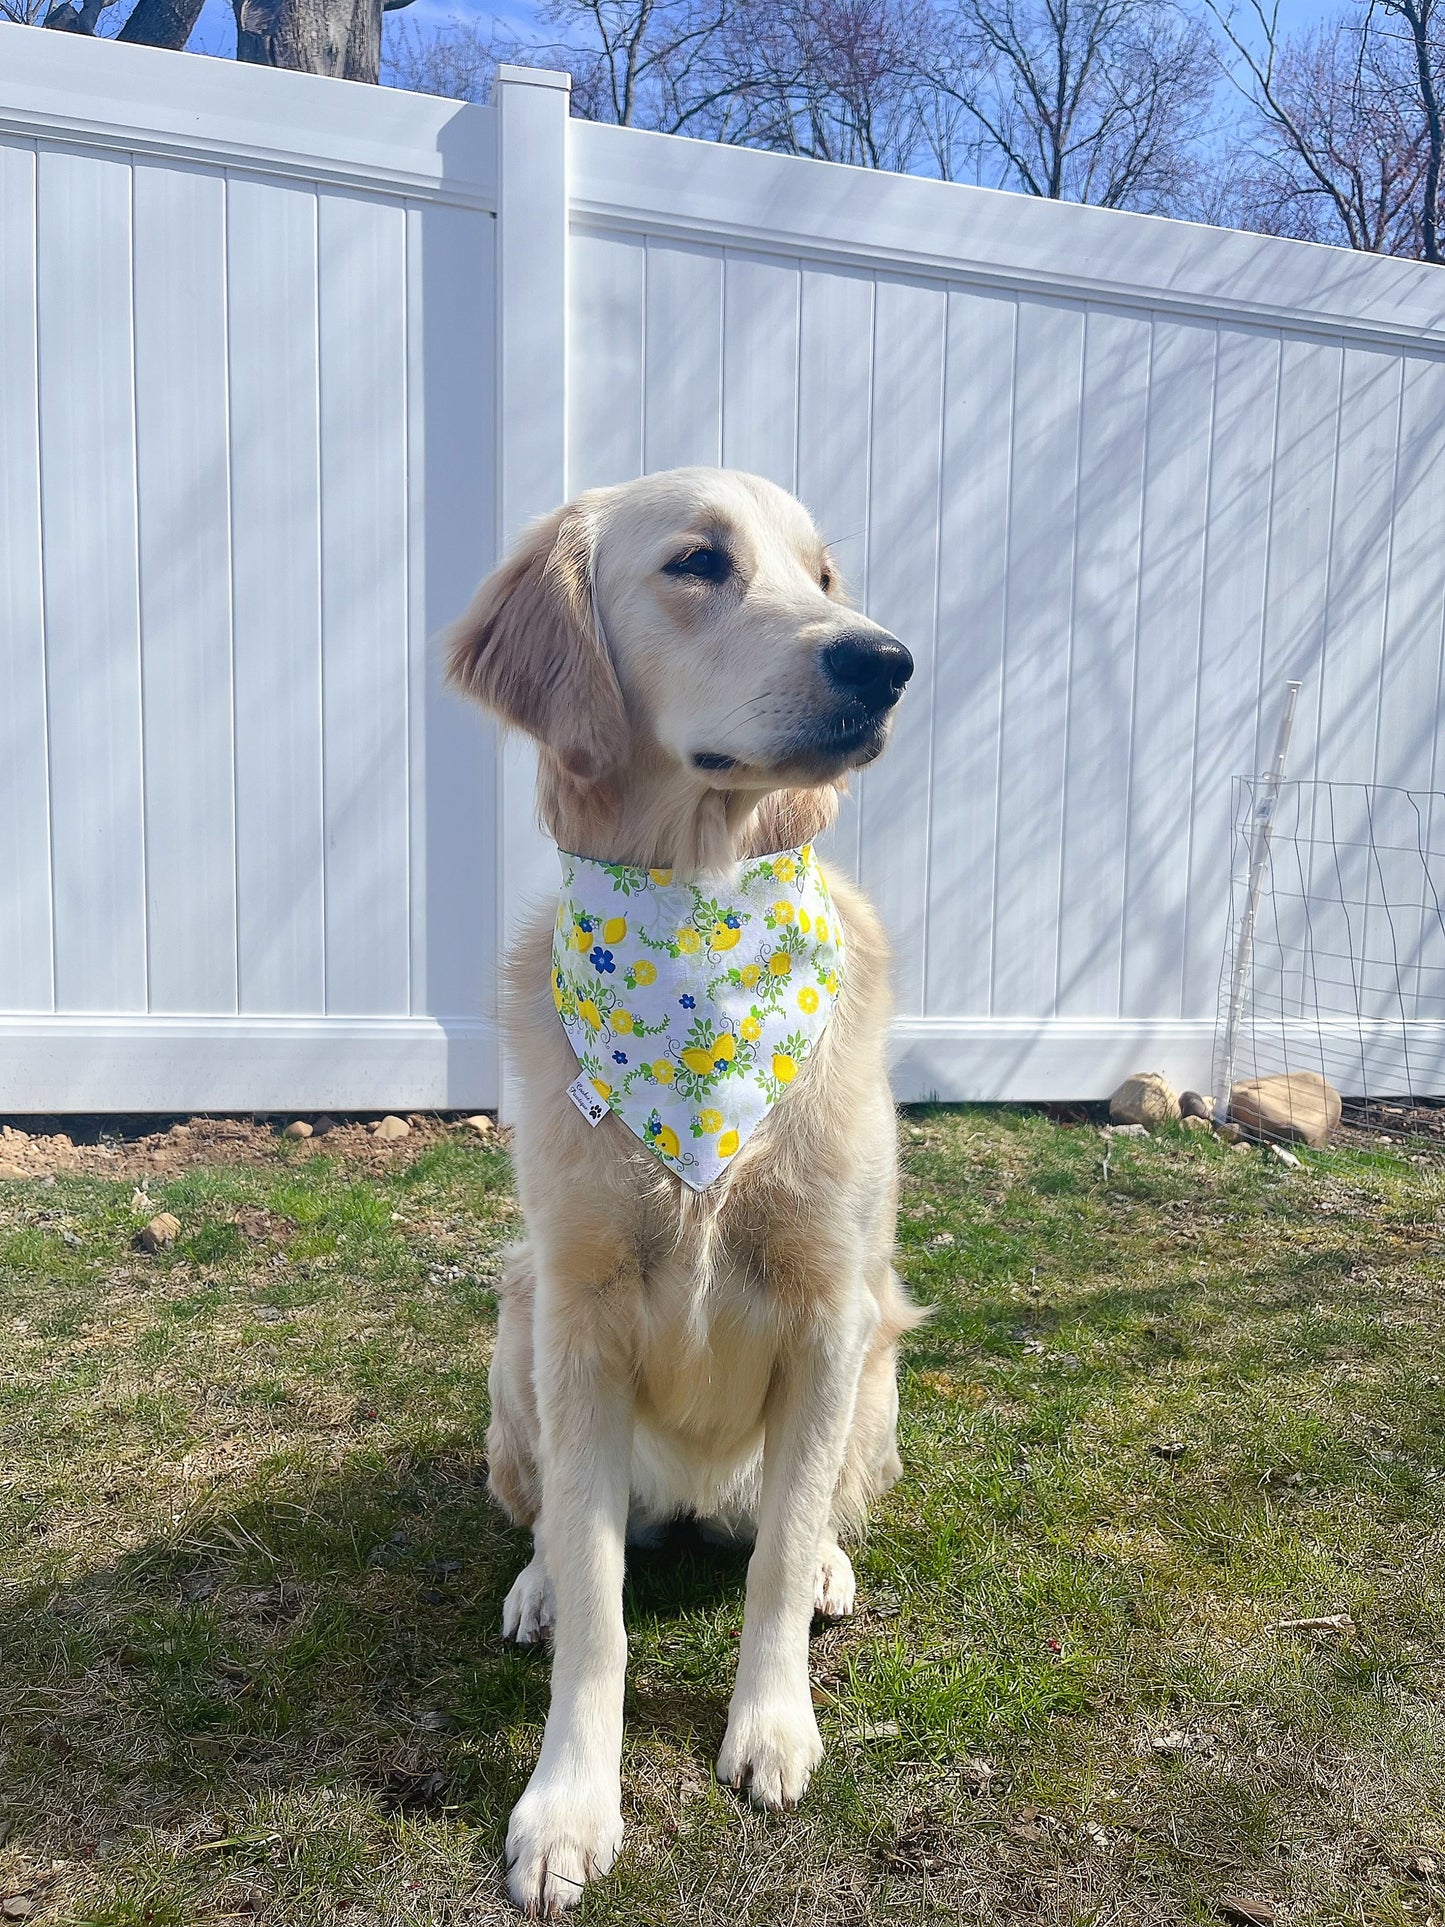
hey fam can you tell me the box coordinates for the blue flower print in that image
[612,1050,628,1065]
[578,917,594,933]
[723,912,741,930]
[590,947,615,973]
[679,993,696,1009]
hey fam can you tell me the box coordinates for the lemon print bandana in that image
[551,842,845,1189]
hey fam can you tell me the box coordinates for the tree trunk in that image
[41,0,108,33]
[117,0,205,48]
[235,0,381,80]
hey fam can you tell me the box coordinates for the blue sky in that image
[188,0,1346,78]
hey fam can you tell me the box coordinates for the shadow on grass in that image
[0,1442,759,1872]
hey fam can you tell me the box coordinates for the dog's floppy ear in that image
[445,504,626,781]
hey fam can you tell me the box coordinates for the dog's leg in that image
[504,1291,634,1917]
[717,1296,875,1808]
[812,1534,856,1618]
[502,1528,556,1646]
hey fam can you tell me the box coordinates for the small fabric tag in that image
[567,1071,610,1126]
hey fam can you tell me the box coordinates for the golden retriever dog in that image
[447,467,923,1916]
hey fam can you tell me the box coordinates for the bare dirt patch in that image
[0,1112,500,1181]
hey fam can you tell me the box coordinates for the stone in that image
[373,1114,410,1141]
[1109,1072,1180,1128]
[282,1120,313,1140]
[168,1122,191,1138]
[1179,1089,1212,1120]
[1231,1140,1254,1156]
[135,1212,181,1252]
[1102,1122,1148,1139]
[1269,1144,1302,1170]
[311,1114,338,1136]
[462,1114,494,1135]
[1219,1899,1275,1927]
[1229,1071,1341,1147]
[1215,1121,1243,1144]
[1181,1115,1211,1134]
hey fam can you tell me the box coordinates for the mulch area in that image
[1341,1096,1445,1143]
[1043,1095,1445,1157]
[0,1112,500,1181]
[2,1093,1441,1184]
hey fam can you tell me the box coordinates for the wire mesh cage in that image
[1212,778,1445,1122]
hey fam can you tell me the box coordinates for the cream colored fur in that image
[446,468,923,1917]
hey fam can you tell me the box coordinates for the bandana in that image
[550,842,845,1189]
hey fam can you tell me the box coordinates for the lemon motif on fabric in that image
[551,843,845,1189]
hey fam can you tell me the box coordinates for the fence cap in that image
[493,65,572,93]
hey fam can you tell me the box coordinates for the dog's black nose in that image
[821,631,914,708]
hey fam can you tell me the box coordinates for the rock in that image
[1181,1115,1212,1134]
[1215,1121,1243,1144]
[1,1124,29,1143]
[168,1122,191,1138]
[0,1162,27,1181]
[1269,1144,1302,1170]
[311,1114,338,1137]
[1179,1089,1212,1120]
[1109,1072,1180,1128]
[462,1114,494,1136]
[1231,1140,1254,1156]
[1219,1898,1275,1927]
[1229,1071,1340,1147]
[282,1120,313,1140]
[1102,1122,1148,1139]
[373,1115,410,1141]
[135,1212,181,1252]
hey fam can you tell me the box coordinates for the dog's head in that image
[445,467,912,851]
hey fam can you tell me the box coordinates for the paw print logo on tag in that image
[567,1073,610,1126]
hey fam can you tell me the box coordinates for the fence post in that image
[490,64,571,1117]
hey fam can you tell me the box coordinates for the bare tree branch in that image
[927,0,1217,209]
[1208,0,1440,257]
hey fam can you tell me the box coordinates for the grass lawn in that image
[1,1109,1442,1927]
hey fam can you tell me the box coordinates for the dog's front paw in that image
[502,1556,555,1646]
[505,1776,623,1916]
[717,1696,823,1809]
[813,1542,855,1618]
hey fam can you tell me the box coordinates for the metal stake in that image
[1214,680,1303,1125]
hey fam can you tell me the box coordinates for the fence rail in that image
[3,32,1444,1110]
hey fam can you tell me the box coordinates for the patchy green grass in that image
[1,1112,1443,1926]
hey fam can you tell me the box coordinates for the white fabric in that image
[551,843,845,1189]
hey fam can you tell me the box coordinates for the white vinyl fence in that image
[3,32,1445,1112]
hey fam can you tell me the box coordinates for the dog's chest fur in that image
[504,862,897,1473]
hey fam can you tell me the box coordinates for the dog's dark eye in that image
[664,546,731,584]
[820,567,833,593]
